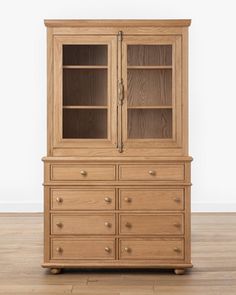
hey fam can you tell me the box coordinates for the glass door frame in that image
[121,35,182,149]
[52,35,117,149]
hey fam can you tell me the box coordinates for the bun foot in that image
[174,268,185,275]
[50,268,62,274]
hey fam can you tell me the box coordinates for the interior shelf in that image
[63,105,108,109]
[63,65,108,69]
[127,66,172,69]
[127,106,172,109]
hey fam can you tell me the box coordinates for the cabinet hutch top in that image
[44,19,191,28]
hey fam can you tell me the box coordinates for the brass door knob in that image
[125,222,132,228]
[56,247,63,253]
[56,222,63,228]
[56,197,63,203]
[104,222,111,227]
[104,247,111,252]
[148,170,156,175]
[124,247,131,252]
[80,170,87,176]
[174,247,181,252]
[104,197,111,203]
[124,197,131,202]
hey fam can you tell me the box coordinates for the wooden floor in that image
[0,213,236,294]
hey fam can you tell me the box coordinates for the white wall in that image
[0,0,235,212]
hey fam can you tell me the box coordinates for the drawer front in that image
[119,238,184,260]
[51,189,115,210]
[119,214,184,235]
[51,238,115,260]
[51,214,115,235]
[119,189,184,211]
[51,164,116,181]
[119,164,185,181]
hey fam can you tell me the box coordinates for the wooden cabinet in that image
[42,19,192,275]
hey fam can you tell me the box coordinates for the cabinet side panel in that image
[47,28,53,156]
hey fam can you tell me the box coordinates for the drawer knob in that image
[104,222,111,227]
[174,247,181,253]
[80,170,87,176]
[148,170,156,176]
[173,223,181,228]
[124,197,132,203]
[56,222,63,228]
[104,247,111,253]
[125,222,132,228]
[104,197,111,203]
[56,247,63,253]
[124,247,131,252]
[56,197,63,203]
[174,197,180,202]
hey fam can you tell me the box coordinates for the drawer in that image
[119,164,185,181]
[51,189,115,210]
[119,214,184,235]
[51,238,115,260]
[119,189,184,211]
[51,214,115,235]
[119,238,184,260]
[51,164,116,181]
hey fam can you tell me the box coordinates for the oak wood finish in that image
[43,19,192,274]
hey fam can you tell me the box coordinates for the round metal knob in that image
[80,170,87,176]
[124,247,131,252]
[174,247,181,252]
[104,222,111,227]
[104,197,111,203]
[56,222,63,228]
[124,197,131,202]
[56,197,63,203]
[125,222,132,228]
[148,170,156,176]
[56,247,63,253]
[104,247,111,253]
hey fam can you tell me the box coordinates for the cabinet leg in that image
[174,268,185,275]
[50,268,62,274]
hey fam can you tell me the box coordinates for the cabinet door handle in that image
[174,247,181,252]
[148,170,156,175]
[124,197,132,203]
[173,223,181,227]
[80,170,87,176]
[56,222,63,228]
[104,222,111,227]
[125,222,132,228]
[174,197,180,202]
[124,247,131,252]
[56,247,63,253]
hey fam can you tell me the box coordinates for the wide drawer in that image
[50,164,116,181]
[51,214,115,235]
[119,189,184,211]
[51,189,115,210]
[119,214,184,235]
[119,164,185,181]
[51,238,115,260]
[119,238,184,260]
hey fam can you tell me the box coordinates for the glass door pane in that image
[126,44,173,139]
[62,44,108,139]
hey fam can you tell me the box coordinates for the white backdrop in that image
[0,0,235,212]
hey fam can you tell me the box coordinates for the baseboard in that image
[0,203,236,212]
[0,203,43,212]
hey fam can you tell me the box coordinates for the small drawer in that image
[119,214,184,235]
[119,164,185,181]
[51,238,115,260]
[119,238,184,260]
[119,189,184,211]
[51,214,115,235]
[51,189,115,210]
[51,164,116,181]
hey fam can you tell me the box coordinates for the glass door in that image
[53,36,117,149]
[122,35,182,150]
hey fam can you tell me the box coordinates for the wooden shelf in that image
[127,66,172,69]
[63,65,108,69]
[128,105,172,109]
[63,105,108,109]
